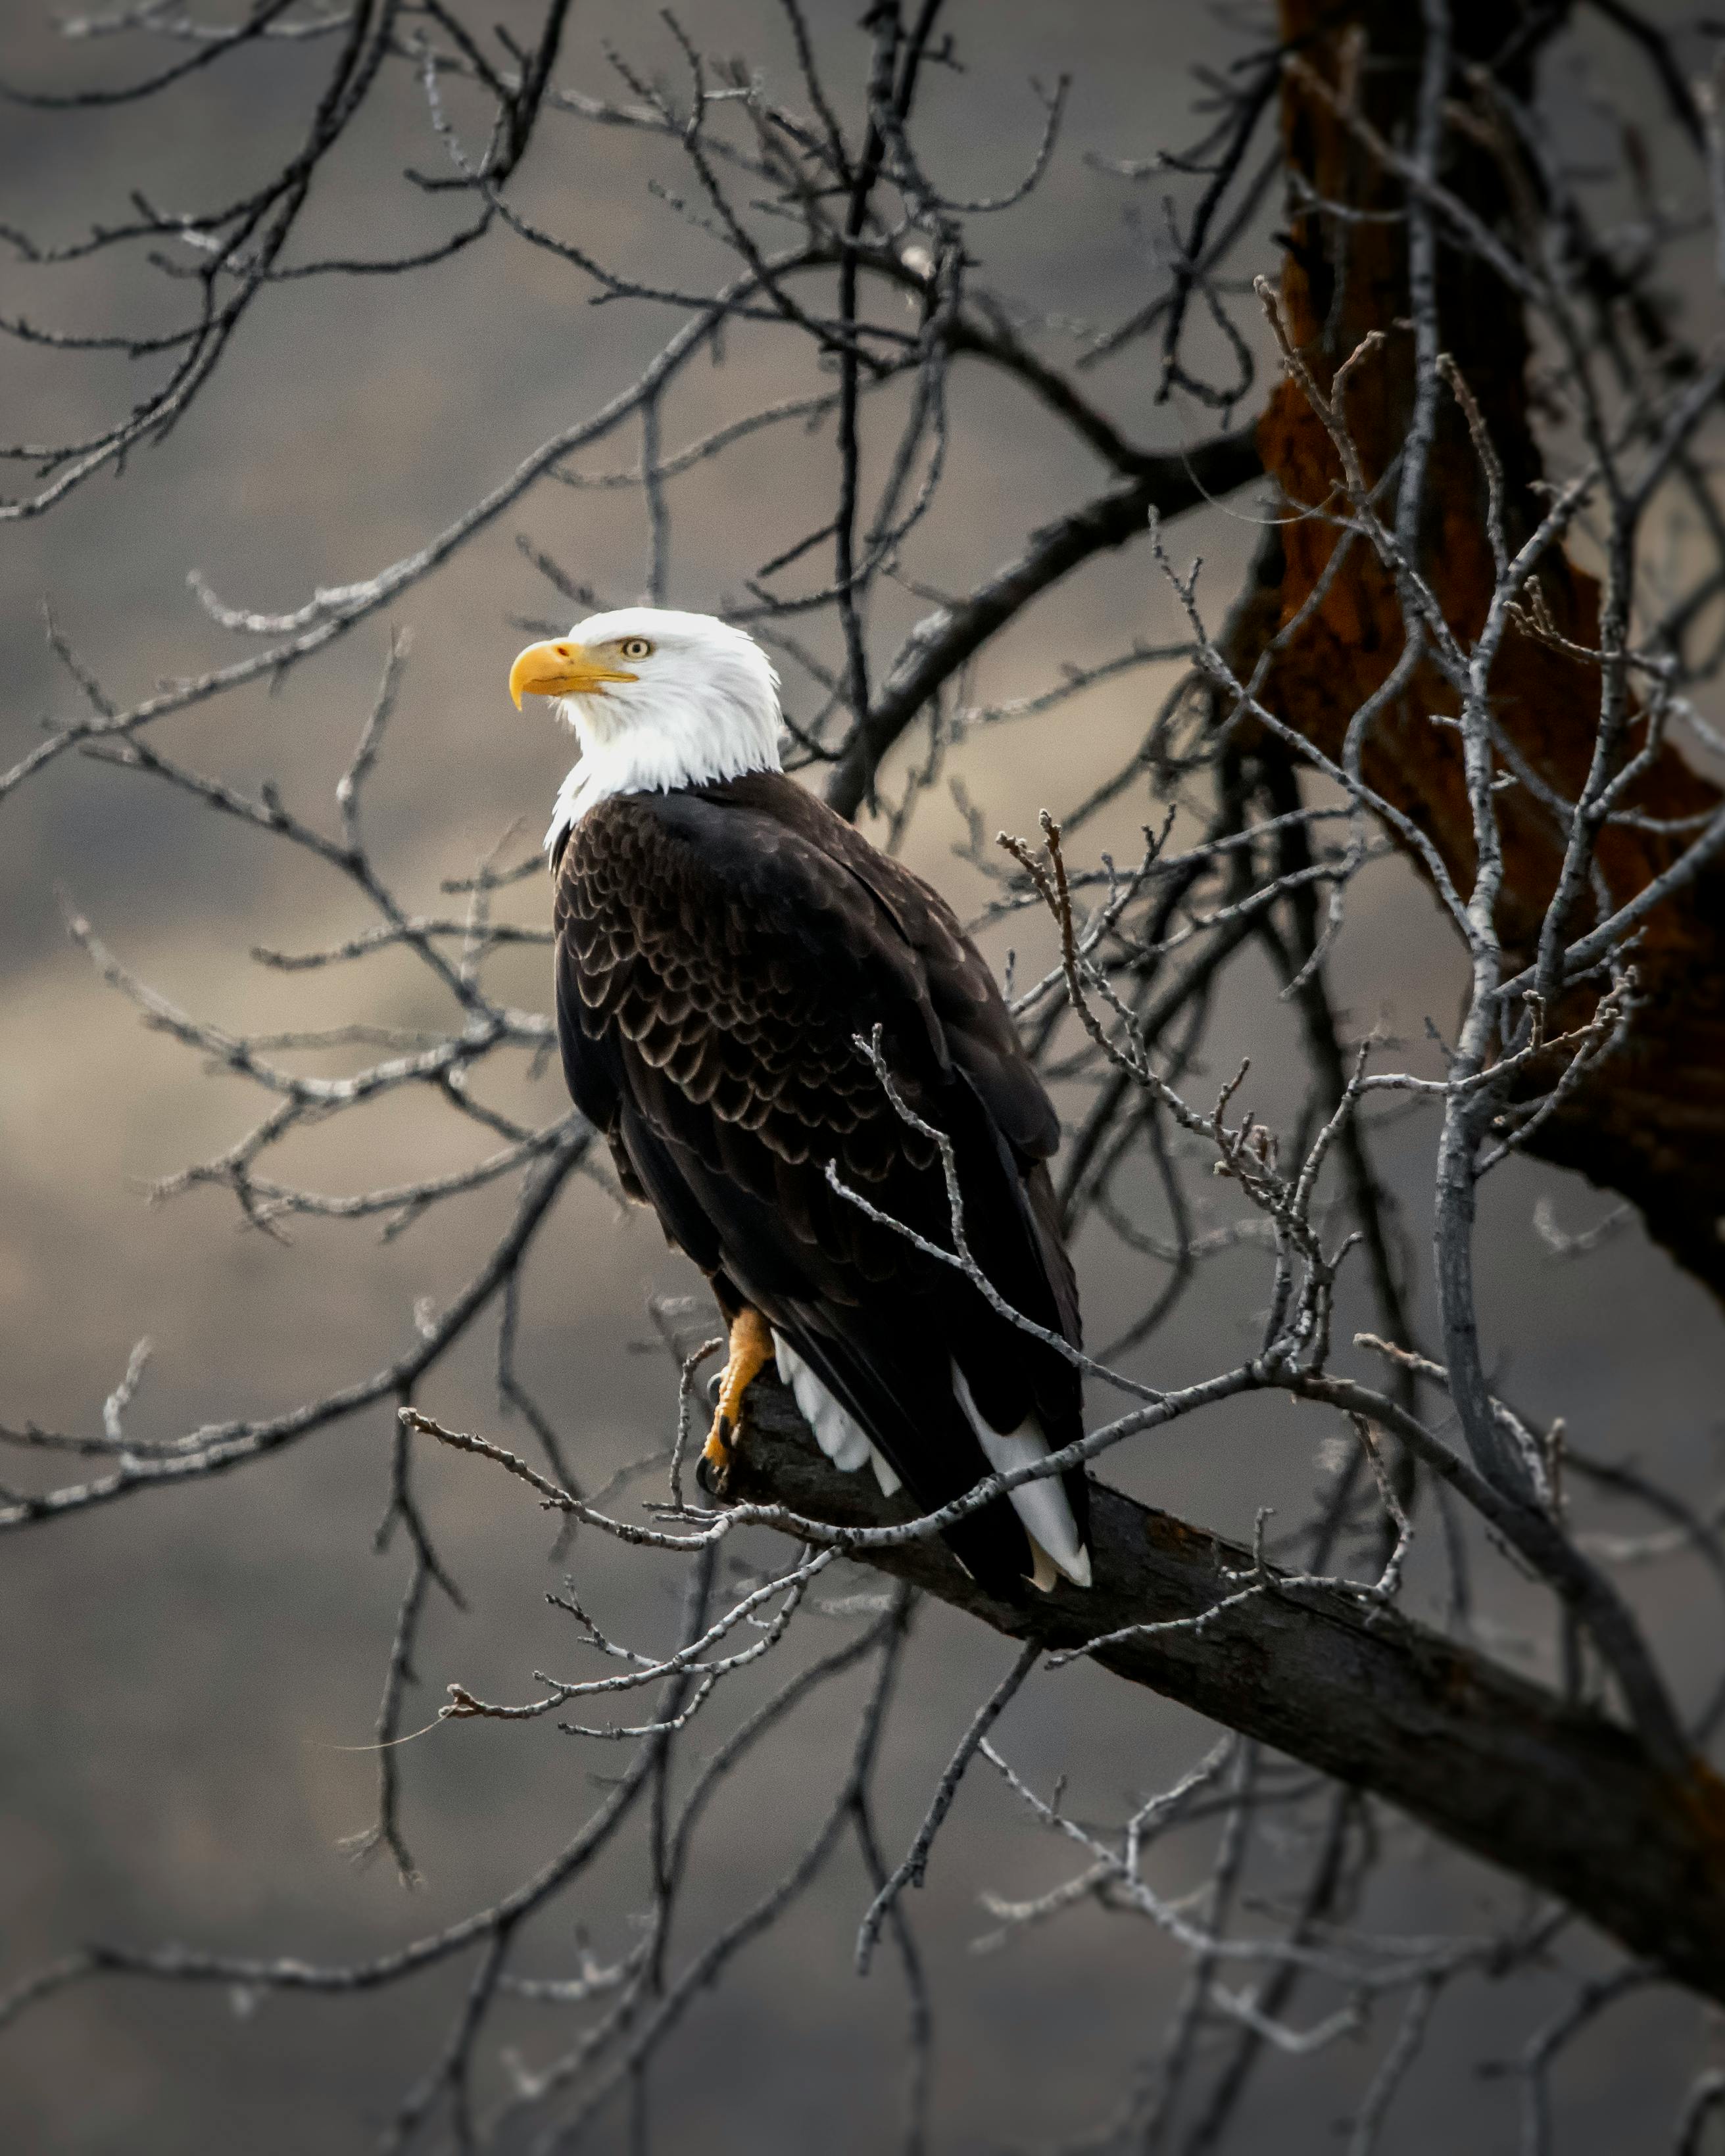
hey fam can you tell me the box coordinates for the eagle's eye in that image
[618,636,653,661]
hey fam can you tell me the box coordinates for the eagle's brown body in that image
[552,771,1087,1592]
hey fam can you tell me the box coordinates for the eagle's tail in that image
[951,1362,1090,1589]
[772,1328,1090,1594]
[774,1332,902,1496]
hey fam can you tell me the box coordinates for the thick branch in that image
[726,1376,1725,2004]
[825,427,1260,817]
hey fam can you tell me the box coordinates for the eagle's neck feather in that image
[545,675,781,851]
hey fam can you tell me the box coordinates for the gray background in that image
[1,3,1719,2149]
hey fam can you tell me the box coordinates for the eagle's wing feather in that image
[554,773,1086,1592]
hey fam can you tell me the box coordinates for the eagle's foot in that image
[700,1307,774,1496]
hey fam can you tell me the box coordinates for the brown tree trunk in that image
[1259,1,1725,1299]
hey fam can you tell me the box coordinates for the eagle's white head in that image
[509,606,783,851]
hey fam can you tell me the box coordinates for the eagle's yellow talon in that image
[702,1308,773,1494]
[701,1411,734,1492]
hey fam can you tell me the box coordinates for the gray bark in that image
[727,1377,1725,2003]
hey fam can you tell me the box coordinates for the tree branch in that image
[824,427,1260,817]
[725,1376,1725,2005]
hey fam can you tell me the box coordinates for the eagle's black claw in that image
[698,1414,734,1498]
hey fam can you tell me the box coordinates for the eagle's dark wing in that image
[552,770,1086,1592]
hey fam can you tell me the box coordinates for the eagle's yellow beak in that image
[508,639,639,709]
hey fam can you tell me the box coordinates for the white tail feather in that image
[766,1332,1089,1584]
[773,1333,902,1495]
[952,1363,1091,1589]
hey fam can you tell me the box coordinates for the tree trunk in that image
[1259,0,1725,1299]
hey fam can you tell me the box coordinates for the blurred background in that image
[2,3,1720,2150]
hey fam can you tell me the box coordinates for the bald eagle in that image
[510,608,1090,1596]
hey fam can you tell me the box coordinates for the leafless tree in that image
[5,2,1725,2150]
